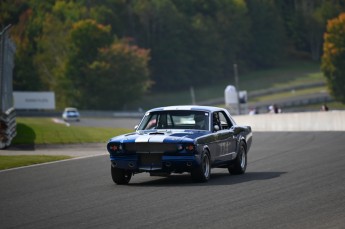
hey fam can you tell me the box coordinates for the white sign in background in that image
[13,91,55,109]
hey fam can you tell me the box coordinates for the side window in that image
[166,114,173,128]
[219,111,233,129]
[212,112,221,131]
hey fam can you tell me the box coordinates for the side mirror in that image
[134,125,138,130]
[213,125,220,132]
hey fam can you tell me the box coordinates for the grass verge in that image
[249,86,328,103]
[287,101,345,112]
[4,118,131,170]
[128,60,325,109]
[13,118,131,145]
[0,155,72,170]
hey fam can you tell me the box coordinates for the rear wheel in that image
[111,166,132,185]
[228,142,247,175]
[191,151,211,182]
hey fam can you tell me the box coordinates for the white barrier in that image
[234,111,345,131]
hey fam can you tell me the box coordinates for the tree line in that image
[1,0,344,109]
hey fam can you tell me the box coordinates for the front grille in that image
[124,143,177,153]
[139,153,163,165]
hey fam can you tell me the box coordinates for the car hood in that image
[109,129,210,144]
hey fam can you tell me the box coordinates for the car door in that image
[213,111,237,164]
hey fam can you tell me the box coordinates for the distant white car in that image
[62,107,80,122]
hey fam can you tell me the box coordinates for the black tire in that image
[191,151,211,182]
[111,166,132,185]
[228,141,247,175]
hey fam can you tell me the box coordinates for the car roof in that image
[64,107,78,111]
[147,105,228,113]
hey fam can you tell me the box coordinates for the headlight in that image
[108,143,122,153]
[185,144,195,152]
[178,144,195,152]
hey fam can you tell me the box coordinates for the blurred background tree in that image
[87,39,151,109]
[246,0,286,68]
[66,19,112,108]
[34,1,86,107]
[1,0,345,109]
[322,13,345,103]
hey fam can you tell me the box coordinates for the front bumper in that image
[110,154,201,173]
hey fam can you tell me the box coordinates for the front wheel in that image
[111,166,132,185]
[228,142,247,175]
[191,151,211,182]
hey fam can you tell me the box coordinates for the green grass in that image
[291,101,345,111]
[128,60,325,109]
[235,62,324,91]
[4,118,131,170]
[0,155,72,170]
[249,86,328,103]
[13,118,131,145]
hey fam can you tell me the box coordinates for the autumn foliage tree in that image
[3,0,345,109]
[65,19,112,108]
[33,1,85,107]
[65,20,151,109]
[321,13,345,104]
[87,39,151,109]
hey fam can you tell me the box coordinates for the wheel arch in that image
[241,139,247,152]
[237,137,247,154]
[202,145,211,160]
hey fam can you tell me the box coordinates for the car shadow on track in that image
[127,171,287,187]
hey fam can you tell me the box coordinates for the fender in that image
[235,135,247,155]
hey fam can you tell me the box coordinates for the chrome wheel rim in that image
[203,154,210,178]
[240,147,246,169]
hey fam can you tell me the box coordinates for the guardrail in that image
[235,110,345,131]
[15,108,345,131]
[1,25,16,149]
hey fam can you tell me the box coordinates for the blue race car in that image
[107,105,252,184]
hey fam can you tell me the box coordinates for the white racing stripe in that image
[134,134,168,143]
[135,135,151,142]
[148,135,167,143]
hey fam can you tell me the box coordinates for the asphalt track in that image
[1,132,345,229]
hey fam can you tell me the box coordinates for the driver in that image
[194,114,206,130]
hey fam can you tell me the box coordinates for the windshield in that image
[137,110,209,131]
